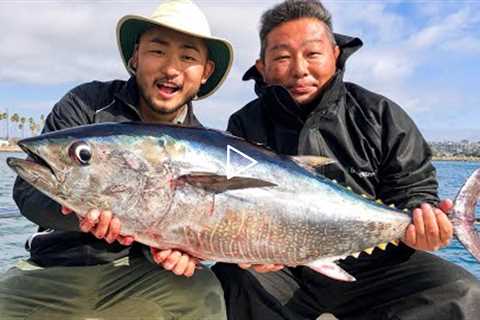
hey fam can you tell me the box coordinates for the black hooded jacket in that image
[226,34,439,261]
[12,77,202,267]
[228,34,438,210]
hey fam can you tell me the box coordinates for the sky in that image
[0,0,479,142]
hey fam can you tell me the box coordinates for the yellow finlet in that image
[364,247,375,255]
[390,240,400,246]
[389,204,396,208]
[377,243,388,250]
[351,252,361,258]
[376,199,383,204]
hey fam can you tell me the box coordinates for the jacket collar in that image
[115,77,141,118]
[114,77,203,128]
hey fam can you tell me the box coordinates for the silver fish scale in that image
[6,124,418,270]
[182,187,411,265]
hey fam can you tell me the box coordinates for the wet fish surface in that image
[7,122,480,281]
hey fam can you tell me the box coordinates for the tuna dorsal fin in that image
[177,173,277,193]
[291,156,335,173]
[306,258,356,282]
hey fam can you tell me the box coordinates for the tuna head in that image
[7,128,177,223]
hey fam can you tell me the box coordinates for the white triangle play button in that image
[226,145,257,180]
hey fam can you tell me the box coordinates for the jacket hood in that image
[243,33,363,95]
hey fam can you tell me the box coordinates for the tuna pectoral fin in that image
[306,259,356,282]
[178,173,277,193]
[452,169,480,262]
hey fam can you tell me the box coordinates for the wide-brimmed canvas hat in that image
[116,0,233,99]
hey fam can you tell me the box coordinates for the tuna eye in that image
[69,141,92,165]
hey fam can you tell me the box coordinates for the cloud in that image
[408,7,478,50]
[0,1,152,84]
[0,0,269,86]
[442,35,480,54]
[331,2,480,121]
[1,0,479,136]
[326,1,412,43]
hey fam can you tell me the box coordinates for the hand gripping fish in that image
[6,123,480,281]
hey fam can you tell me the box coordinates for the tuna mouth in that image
[6,142,59,185]
[21,143,53,170]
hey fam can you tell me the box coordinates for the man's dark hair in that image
[259,0,335,60]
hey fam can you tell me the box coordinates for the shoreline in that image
[432,156,480,162]
[0,145,22,153]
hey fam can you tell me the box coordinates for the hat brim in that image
[116,15,233,100]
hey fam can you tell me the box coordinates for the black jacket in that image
[225,34,439,261]
[13,77,202,267]
[228,34,438,211]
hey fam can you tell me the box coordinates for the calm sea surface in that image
[0,152,479,278]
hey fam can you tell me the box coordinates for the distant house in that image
[0,139,8,146]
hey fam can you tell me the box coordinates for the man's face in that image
[131,26,214,119]
[256,18,340,105]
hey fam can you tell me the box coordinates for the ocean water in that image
[0,152,36,271]
[433,161,480,278]
[0,152,479,279]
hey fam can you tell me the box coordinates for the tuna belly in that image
[189,190,410,263]
[194,190,345,265]
[123,186,410,282]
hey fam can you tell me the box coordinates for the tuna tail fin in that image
[452,169,480,262]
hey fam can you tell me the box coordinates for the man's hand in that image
[61,207,134,246]
[402,199,454,251]
[238,263,284,273]
[150,248,198,277]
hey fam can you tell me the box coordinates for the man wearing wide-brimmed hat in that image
[0,1,232,319]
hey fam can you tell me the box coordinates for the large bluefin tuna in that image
[6,123,480,281]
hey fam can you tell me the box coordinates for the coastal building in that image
[430,140,480,159]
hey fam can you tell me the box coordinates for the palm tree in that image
[18,123,24,138]
[28,117,34,136]
[5,109,9,140]
[0,112,6,139]
[20,117,26,138]
[39,114,46,131]
[28,117,39,136]
[10,113,19,138]
[0,110,9,139]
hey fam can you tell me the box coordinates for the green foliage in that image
[0,111,45,138]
